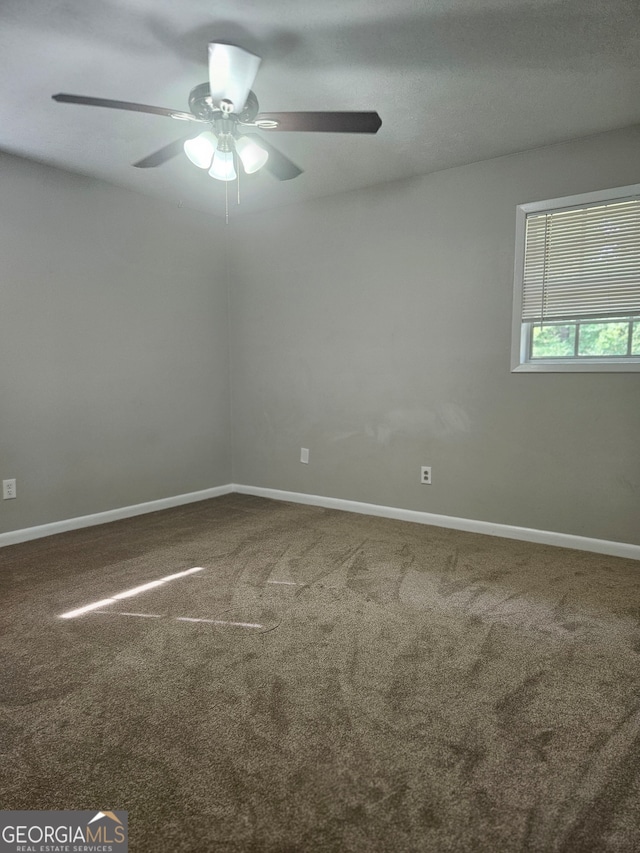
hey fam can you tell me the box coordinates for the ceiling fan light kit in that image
[52,40,382,210]
[183,128,269,181]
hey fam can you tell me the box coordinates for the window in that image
[511,184,640,372]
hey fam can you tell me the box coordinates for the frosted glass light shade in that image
[235,136,269,174]
[183,132,218,169]
[209,149,237,182]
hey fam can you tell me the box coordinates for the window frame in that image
[511,183,640,373]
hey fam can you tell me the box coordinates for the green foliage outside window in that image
[578,321,629,356]
[531,317,640,359]
[531,325,575,357]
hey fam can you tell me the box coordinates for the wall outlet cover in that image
[3,479,17,499]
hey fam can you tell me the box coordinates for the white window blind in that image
[521,196,640,323]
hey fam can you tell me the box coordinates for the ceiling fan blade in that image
[255,111,382,134]
[52,93,202,123]
[244,133,303,181]
[133,138,190,168]
[208,42,261,113]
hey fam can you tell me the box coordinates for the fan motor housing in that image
[188,83,259,123]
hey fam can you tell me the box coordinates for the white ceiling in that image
[2,0,640,217]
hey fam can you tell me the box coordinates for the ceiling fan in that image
[52,42,382,183]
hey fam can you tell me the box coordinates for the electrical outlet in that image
[300,448,309,464]
[420,466,432,485]
[3,478,16,500]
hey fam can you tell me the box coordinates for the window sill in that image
[511,359,640,373]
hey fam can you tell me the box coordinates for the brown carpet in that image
[1,494,640,852]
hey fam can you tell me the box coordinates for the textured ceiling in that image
[1,0,640,217]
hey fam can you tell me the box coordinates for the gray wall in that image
[0,152,231,533]
[3,127,639,545]
[229,126,640,546]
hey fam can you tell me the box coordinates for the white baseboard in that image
[234,484,640,562]
[2,482,638,561]
[0,485,233,547]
